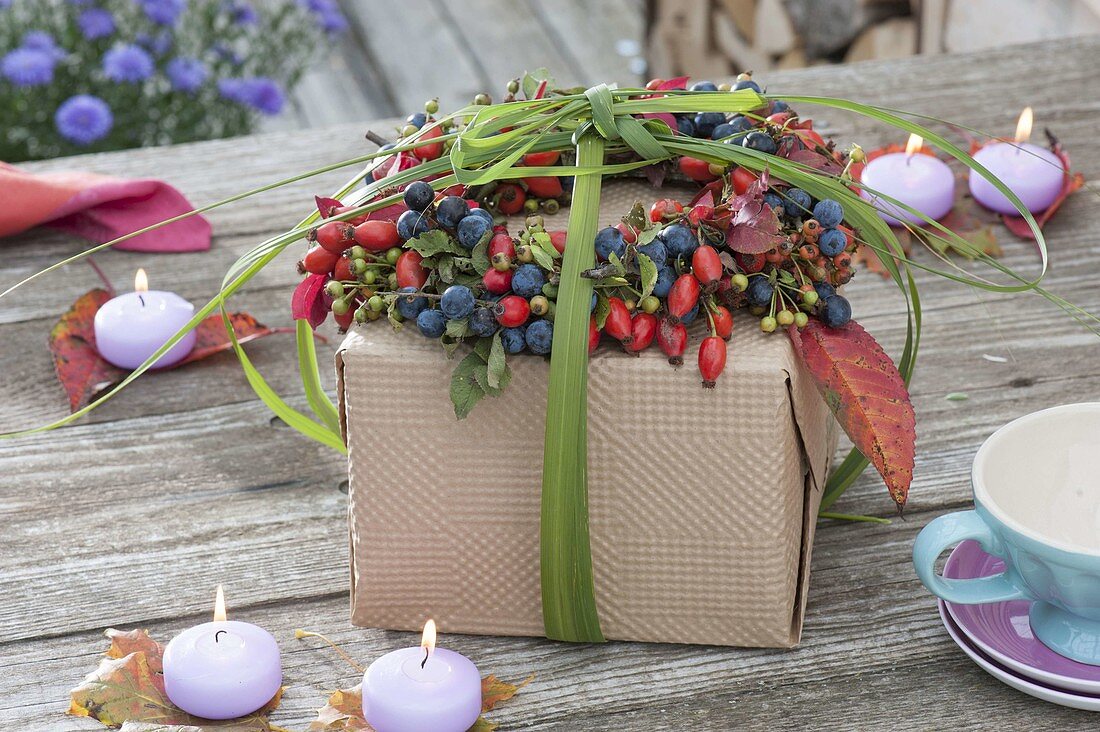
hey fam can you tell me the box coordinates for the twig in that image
[365,129,393,148]
[86,257,115,297]
[295,629,364,673]
[819,511,891,525]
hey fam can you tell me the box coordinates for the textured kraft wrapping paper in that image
[336,180,838,648]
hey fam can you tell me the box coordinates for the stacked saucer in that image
[939,540,1100,711]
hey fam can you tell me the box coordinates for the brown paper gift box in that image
[336,322,837,648]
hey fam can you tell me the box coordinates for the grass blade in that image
[540,131,605,643]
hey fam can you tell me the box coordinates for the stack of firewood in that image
[645,0,1100,78]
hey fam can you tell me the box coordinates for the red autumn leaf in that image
[789,320,915,507]
[293,273,330,329]
[173,313,292,366]
[725,170,784,254]
[50,289,292,412]
[783,147,843,174]
[365,199,408,223]
[316,196,343,218]
[640,112,678,134]
[309,675,531,731]
[655,76,689,91]
[69,628,281,730]
[49,289,127,412]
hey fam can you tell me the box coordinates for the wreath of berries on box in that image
[298,73,860,398]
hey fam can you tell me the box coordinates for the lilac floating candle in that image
[860,134,955,226]
[162,586,282,720]
[92,268,197,370]
[362,619,482,732]
[969,107,1065,215]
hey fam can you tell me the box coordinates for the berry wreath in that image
[10,71,1089,642]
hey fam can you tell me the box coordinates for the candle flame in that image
[213,585,227,622]
[134,268,149,293]
[904,133,923,157]
[421,618,437,659]
[1015,107,1033,143]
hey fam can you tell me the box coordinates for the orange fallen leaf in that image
[69,629,281,731]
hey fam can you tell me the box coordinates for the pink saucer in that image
[944,540,1100,694]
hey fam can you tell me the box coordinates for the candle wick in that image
[215,630,227,644]
[421,646,429,669]
[138,294,145,307]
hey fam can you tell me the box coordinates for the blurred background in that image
[3,0,1098,161]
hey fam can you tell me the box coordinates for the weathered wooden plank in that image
[522,0,646,86]
[1,36,1099,731]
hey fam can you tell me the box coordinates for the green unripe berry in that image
[400,123,418,137]
[794,311,809,327]
[542,283,559,299]
[365,308,382,321]
[541,199,560,214]
[348,245,367,260]
[385,247,402,265]
[760,315,777,333]
[624,299,636,312]
[325,280,345,297]
[516,244,534,263]
[732,273,749,292]
[368,295,384,312]
[391,311,405,323]
[363,270,377,285]
[777,310,795,326]
[529,295,550,316]
[491,252,512,272]
[641,295,660,314]
[331,299,350,316]
[473,93,491,105]
[354,307,369,324]
[387,274,398,289]
[351,258,368,274]
[507,79,520,94]
[425,98,439,114]
[802,290,819,307]
[523,198,540,213]
[525,214,544,229]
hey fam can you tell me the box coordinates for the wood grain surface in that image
[1,36,1099,730]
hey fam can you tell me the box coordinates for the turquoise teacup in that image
[913,403,1100,665]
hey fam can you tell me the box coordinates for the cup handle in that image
[912,510,1031,604]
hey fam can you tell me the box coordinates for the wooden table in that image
[2,37,1098,730]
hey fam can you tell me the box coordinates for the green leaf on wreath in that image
[605,251,626,278]
[593,291,610,329]
[487,333,509,391]
[408,230,465,257]
[531,231,560,259]
[450,352,487,419]
[434,254,457,283]
[637,252,658,300]
[622,202,647,233]
[635,226,662,246]
[521,68,555,100]
[445,318,472,339]
[471,236,491,274]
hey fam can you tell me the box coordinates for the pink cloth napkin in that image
[0,162,211,252]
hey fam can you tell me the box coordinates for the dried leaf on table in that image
[926,194,1002,259]
[69,629,281,731]
[49,288,126,412]
[51,288,291,412]
[789,321,916,508]
[310,674,531,732]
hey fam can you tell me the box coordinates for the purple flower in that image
[135,31,174,56]
[140,0,185,25]
[226,0,258,25]
[166,57,207,93]
[55,95,113,145]
[299,0,347,35]
[219,77,285,115]
[103,44,154,83]
[1,48,55,87]
[78,8,116,40]
[22,31,67,59]
[211,42,243,66]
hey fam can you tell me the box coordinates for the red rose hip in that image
[691,245,722,286]
[657,320,687,365]
[353,220,401,252]
[627,312,658,352]
[395,250,428,289]
[303,245,339,275]
[603,296,633,344]
[667,274,700,321]
[313,221,356,254]
[494,295,530,327]
[698,336,727,388]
